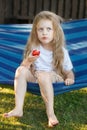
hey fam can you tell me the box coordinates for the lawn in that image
[0,84,87,130]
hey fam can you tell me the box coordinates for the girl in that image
[3,11,75,127]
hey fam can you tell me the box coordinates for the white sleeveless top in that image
[33,45,73,72]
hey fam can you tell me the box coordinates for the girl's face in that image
[36,19,54,46]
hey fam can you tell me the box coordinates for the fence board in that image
[35,0,43,14]
[21,0,28,16]
[72,0,79,19]
[43,0,50,10]
[86,0,87,17]
[64,0,72,19]
[0,0,4,23]
[28,0,35,18]
[50,0,58,13]
[78,0,85,18]
[13,0,20,16]
[58,0,64,17]
[4,0,12,17]
[0,0,87,24]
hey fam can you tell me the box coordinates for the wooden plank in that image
[0,0,4,23]
[35,0,43,14]
[50,0,58,13]
[86,0,87,17]
[78,0,85,18]
[21,0,28,16]
[64,0,72,19]
[57,0,65,17]
[71,0,79,19]
[43,0,50,10]
[4,0,13,17]
[13,0,20,16]
[28,0,36,18]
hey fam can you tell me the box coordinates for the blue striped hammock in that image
[0,19,87,95]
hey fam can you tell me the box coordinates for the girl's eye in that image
[47,27,52,31]
[37,27,52,32]
[38,28,43,32]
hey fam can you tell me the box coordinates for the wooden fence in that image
[0,0,87,23]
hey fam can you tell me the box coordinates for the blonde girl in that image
[4,11,74,127]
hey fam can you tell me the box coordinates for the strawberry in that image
[32,50,40,56]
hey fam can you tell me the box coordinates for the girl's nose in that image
[42,29,47,35]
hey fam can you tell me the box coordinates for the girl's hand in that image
[64,78,74,86]
[21,56,38,68]
[27,49,40,62]
[21,50,40,68]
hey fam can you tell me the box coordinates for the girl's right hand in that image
[28,49,40,62]
[21,51,40,68]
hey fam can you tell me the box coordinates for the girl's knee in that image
[15,66,28,77]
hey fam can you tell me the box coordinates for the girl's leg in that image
[3,66,35,117]
[36,71,59,127]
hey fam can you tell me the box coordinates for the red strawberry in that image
[32,50,40,56]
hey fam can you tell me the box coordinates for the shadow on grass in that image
[0,85,87,130]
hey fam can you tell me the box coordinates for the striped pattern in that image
[0,19,87,95]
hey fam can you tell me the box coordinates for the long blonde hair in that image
[24,11,66,77]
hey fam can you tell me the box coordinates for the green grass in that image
[0,84,87,130]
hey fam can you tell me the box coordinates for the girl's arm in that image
[21,55,39,68]
[21,50,40,68]
[64,70,75,86]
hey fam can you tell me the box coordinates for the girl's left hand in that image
[64,78,74,86]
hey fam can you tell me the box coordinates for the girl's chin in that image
[41,41,50,44]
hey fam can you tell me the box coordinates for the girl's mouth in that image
[42,37,48,40]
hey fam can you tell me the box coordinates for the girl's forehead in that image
[37,19,53,27]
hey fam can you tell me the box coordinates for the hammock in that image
[0,19,87,95]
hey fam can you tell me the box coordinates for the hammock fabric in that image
[0,19,87,95]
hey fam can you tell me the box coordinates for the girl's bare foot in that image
[3,109,23,118]
[48,114,59,127]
